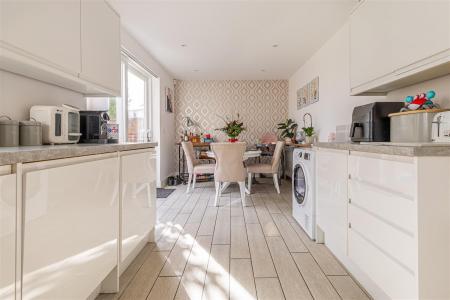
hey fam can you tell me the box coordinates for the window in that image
[86,52,156,143]
[121,54,154,142]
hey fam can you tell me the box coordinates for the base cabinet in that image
[0,169,16,300]
[120,150,156,267]
[317,148,450,299]
[316,148,348,257]
[22,155,119,300]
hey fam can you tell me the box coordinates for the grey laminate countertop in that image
[314,142,450,157]
[0,142,158,166]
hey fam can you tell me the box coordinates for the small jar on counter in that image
[0,116,19,147]
[19,119,42,146]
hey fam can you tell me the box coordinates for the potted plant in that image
[277,119,298,144]
[217,114,245,142]
[303,126,315,144]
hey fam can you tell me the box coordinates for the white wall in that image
[289,22,450,142]
[121,28,175,187]
[0,70,86,120]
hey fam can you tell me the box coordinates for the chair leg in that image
[214,181,220,207]
[238,181,247,206]
[247,172,252,194]
[186,173,192,193]
[273,173,280,194]
[192,173,197,190]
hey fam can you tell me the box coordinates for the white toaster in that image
[432,111,450,143]
[30,105,81,144]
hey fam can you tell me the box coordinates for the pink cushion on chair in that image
[260,132,278,144]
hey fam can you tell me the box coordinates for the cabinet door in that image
[120,150,156,264]
[0,173,16,300]
[22,156,119,300]
[0,0,81,75]
[391,1,450,72]
[80,0,121,95]
[316,149,348,256]
[350,0,395,88]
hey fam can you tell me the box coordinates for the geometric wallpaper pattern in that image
[174,80,289,145]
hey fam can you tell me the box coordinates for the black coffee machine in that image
[79,111,110,143]
[350,102,404,142]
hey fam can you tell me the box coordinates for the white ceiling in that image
[109,0,357,80]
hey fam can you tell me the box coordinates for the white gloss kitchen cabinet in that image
[316,147,450,299]
[315,148,349,258]
[120,149,156,269]
[21,154,120,300]
[350,0,450,95]
[0,0,81,75]
[0,0,121,96]
[0,166,17,300]
[80,0,121,95]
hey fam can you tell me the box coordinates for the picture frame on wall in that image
[296,76,319,110]
[165,87,173,113]
[310,77,319,103]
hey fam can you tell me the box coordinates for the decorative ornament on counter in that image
[401,90,439,112]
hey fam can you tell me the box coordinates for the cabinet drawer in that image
[349,178,416,235]
[349,153,416,199]
[349,203,416,276]
[348,228,417,299]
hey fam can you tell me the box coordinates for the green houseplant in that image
[302,126,315,144]
[277,119,298,144]
[217,114,245,142]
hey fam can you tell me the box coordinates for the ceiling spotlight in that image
[193,69,199,72]
[180,44,187,47]
[272,44,279,48]
[260,69,266,72]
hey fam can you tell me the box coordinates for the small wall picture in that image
[165,87,173,113]
[296,88,302,110]
[296,76,319,110]
[310,77,319,103]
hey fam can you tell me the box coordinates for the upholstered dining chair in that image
[211,142,247,207]
[181,141,215,193]
[247,141,285,194]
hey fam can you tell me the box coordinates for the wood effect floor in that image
[97,179,370,300]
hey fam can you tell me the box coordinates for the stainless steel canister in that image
[0,116,19,147]
[389,109,448,143]
[19,119,42,146]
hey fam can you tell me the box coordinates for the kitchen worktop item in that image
[0,116,19,147]
[389,109,449,143]
[19,120,42,146]
[350,102,404,142]
[432,111,450,142]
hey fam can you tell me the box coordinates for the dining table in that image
[206,149,262,194]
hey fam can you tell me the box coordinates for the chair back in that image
[181,142,197,173]
[271,141,285,173]
[211,142,247,182]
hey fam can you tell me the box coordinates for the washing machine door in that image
[293,163,307,205]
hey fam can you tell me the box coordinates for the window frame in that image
[120,52,153,142]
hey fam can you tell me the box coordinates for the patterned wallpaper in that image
[174,80,289,144]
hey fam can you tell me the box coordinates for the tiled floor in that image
[98,179,370,300]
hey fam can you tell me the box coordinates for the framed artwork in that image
[165,87,173,113]
[310,77,319,103]
[296,76,319,110]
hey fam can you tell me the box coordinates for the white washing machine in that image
[292,148,316,240]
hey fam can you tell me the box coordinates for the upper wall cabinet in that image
[80,0,121,95]
[0,0,121,96]
[350,0,450,95]
[0,1,81,75]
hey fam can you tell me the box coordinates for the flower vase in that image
[228,137,238,143]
